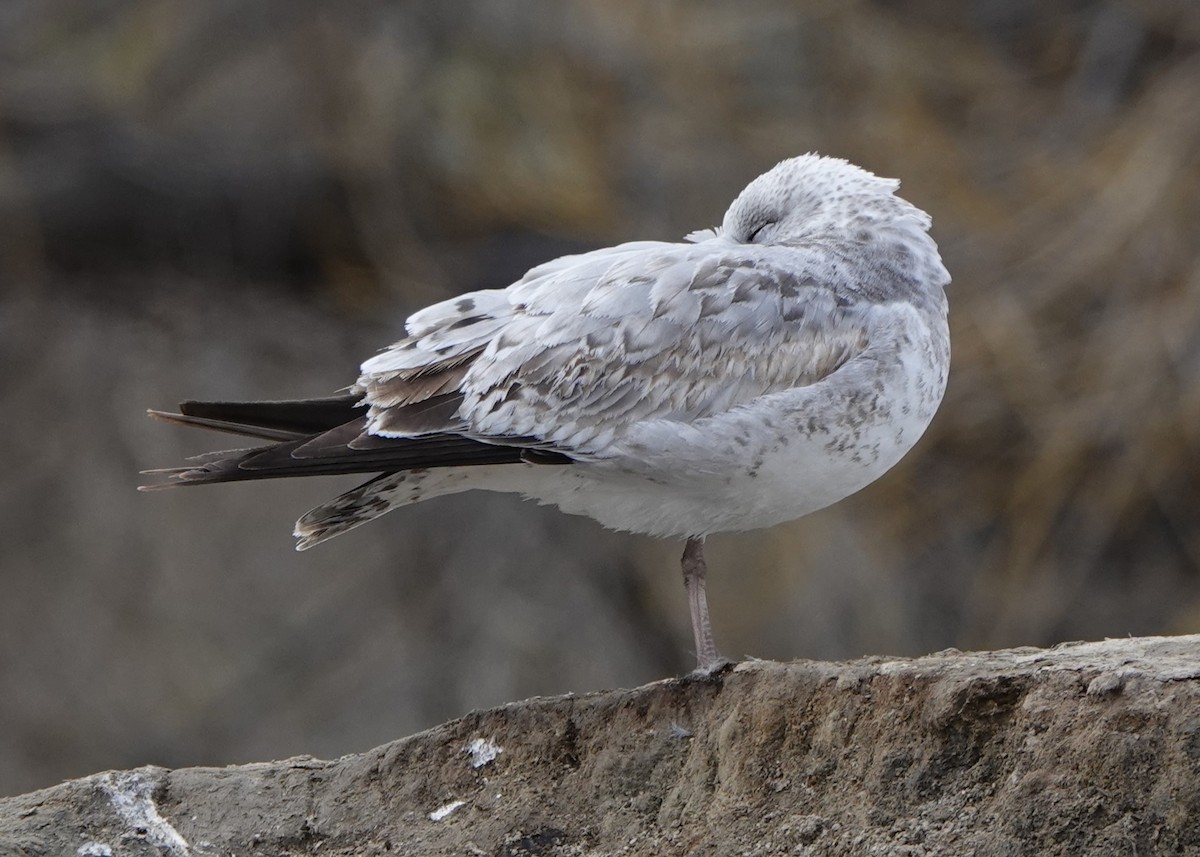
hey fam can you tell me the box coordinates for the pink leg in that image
[681,537,724,670]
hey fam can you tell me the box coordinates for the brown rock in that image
[3,636,1198,856]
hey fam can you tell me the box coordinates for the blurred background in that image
[2,0,1199,797]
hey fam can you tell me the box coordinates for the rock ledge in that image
[4,636,1199,856]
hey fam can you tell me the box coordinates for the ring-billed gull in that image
[142,154,950,670]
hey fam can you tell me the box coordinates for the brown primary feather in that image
[139,394,571,491]
[179,396,362,435]
[147,410,306,443]
[140,433,552,488]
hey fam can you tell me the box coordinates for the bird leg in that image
[681,536,724,670]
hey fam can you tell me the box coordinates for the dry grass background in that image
[1,0,1198,796]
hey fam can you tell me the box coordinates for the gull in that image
[141,154,950,671]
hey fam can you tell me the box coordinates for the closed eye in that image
[746,221,775,243]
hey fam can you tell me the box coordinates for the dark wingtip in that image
[137,467,193,490]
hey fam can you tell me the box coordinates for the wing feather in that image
[145,240,874,493]
[356,240,875,457]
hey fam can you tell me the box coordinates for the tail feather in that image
[293,469,473,550]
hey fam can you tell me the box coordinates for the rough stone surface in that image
[3,637,1199,856]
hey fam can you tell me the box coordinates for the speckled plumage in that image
[320,154,950,545]
[143,154,950,665]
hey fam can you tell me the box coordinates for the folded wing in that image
[143,240,869,495]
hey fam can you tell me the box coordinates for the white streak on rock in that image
[429,799,467,821]
[99,771,191,855]
[465,737,503,768]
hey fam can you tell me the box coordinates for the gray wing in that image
[356,239,871,457]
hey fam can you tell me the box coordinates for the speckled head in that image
[713,153,950,300]
[720,154,929,246]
